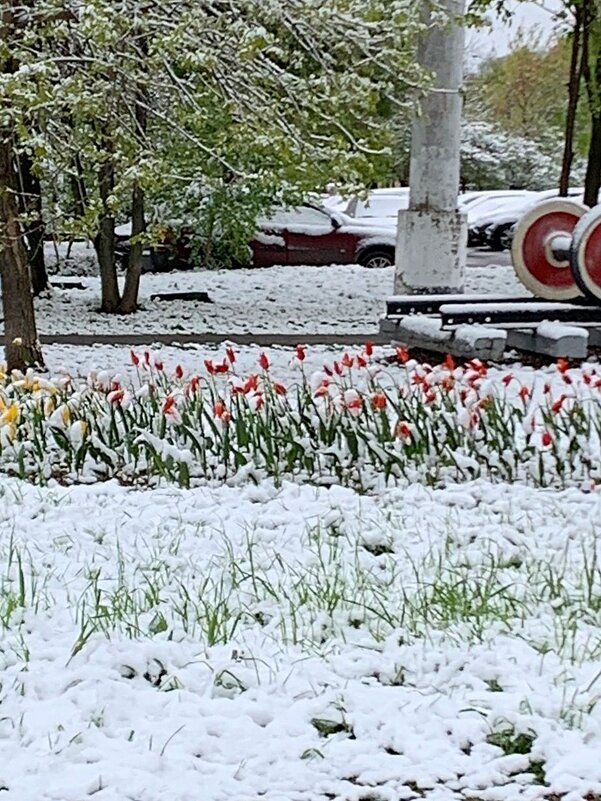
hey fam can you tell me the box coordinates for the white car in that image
[480,188,585,250]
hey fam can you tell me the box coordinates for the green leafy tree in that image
[467,0,601,202]
[4,0,426,319]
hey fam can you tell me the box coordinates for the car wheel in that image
[490,225,511,252]
[359,248,395,269]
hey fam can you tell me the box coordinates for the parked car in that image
[115,203,398,271]
[466,192,537,245]
[480,188,585,251]
[458,189,532,210]
[252,204,396,267]
[339,188,410,221]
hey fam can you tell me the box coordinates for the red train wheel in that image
[511,199,587,300]
[570,205,601,301]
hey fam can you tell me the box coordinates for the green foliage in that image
[394,117,574,190]
[465,31,590,159]
[4,0,425,267]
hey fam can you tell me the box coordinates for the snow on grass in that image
[1,343,598,798]
[22,255,523,337]
[1,477,601,800]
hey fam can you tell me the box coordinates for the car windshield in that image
[259,206,332,228]
[352,194,409,218]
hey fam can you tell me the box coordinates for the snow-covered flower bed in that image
[3,345,601,799]
[2,477,601,800]
[0,346,600,490]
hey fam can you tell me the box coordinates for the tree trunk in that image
[119,67,148,314]
[119,181,144,313]
[559,7,584,196]
[94,156,120,312]
[584,17,601,207]
[18,148,48,295]
[584,112,601,206]
[70,152,88,220]
[0,133,43,371]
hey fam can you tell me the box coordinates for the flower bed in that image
[0,346,599,489]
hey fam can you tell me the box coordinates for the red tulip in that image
[396,421,412,439]
[296,345,306,362]
[162,395,176,414]
[243,374,259,393]
[346,396,363,411]
[396,346,409,364]
[371,392,387,410]
[443,353,455,371]
[259,352,269,371]
[131,350,140,366]
[542,431,552,447]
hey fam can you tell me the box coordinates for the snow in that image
[454,322,507,343]
[399,315,446,336]
[4,240,598,799]
[26,243,523,336]
[41,343,385,382]
[537,321,589,340]
[254,232,286,247]
[2,475,601,800]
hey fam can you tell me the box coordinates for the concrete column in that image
[395,0,467,295]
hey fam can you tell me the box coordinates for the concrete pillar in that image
[395,0,467,295]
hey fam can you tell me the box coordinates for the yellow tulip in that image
[0,403,20,426]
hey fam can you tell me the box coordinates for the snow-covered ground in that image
[3,246,596,800]
[2,476,601,801]
[24,243,523,337]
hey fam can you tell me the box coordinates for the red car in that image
[116,203,397,271]
[250,204,397,268]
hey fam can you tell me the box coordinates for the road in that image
[467,248,512,268]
